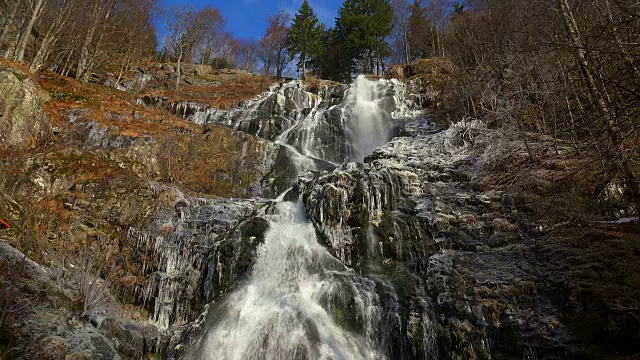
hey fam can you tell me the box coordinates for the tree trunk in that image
[29,17,60,72]
[114,54,131,89]
[176,47,182,90]
[0,0,19,53]
[602,0,640,78]
[201,45,212,65]
[77,1,102,81]
[29,37,52,72]
[558,0,640,215]
[15,0,46,62]
[301,52,306,80]
[558,0,611,123]
[403,28,410,63]
[81,5,111,83]
[368,49,374,75]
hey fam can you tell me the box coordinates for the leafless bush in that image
[445,118,486,148]
[73,250,115,317]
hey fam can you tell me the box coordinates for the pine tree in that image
[287,0,323,79]
[407,0,430,59]
[335,0,393,78]
[314,26,353,81]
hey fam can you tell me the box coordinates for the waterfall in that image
[346,75,393,162]
[178,75,403,166]
[186,201,383,360]
[176,75,423,360]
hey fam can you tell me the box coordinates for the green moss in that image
[334,307,345,325]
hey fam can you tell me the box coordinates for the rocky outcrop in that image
[0,63,51,149]
[386,58,455,110]
[0,242,158,360]
[301,119,576,359]
[151,63,252,88]
[385,57,455,81]
[127,193,264,330]
[151,78,415,166]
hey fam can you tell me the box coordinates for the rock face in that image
[385,57,455,81]
[386,58,455,110]
[149,77,411,165]
[127,193,265,330]
[0,63,51,149]
[4,58,635,359]
[104,63,254,92]
[301,120,575,358]
[0,243,147,360]
[60,108,275,198]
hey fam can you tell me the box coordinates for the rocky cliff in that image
[1,59,638,360]
[0,62,51,149]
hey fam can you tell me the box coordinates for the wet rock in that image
[100,318,157,359]
[236,115,293,140]
[128,194,262,329]
[298,116,586,358]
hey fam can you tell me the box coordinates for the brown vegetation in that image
[153,74,273,109]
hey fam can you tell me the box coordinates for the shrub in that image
[73,250,114,317]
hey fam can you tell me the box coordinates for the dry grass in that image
[37,69,201,138]
[152,74,273,109]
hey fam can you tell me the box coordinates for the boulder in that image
[0,63,51,149]
[385,64,407,79]
[385,57,454,81]
[411,57,454,77]
[100,318,158,359]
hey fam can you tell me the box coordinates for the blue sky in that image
[159,0,343,41]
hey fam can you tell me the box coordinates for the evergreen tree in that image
[287,0,323,79]
[313,26,352,81]
[407,0,430,59]
[335,0,393,79]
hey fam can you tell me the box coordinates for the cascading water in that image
[177,75,423,359]
[180,75,404,166]
[135,69,554,360]
[278,75,399,163]
[346,75,394,162]
[186,200,383,360]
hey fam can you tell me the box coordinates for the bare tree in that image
[76,0,116,82]
[195,6,225,65]
[14,0,47,62]
[0,0,21,55]
[257,12,291,78]
[424,0,450,57]
[558,0,640,213]
[391,0,412,63]
[162,5,204,90]
[111,0,158,87]
[28,0,75,71]
[237,39,259,73]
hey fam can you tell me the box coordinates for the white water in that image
[185,76,411,360]
[347,75,393,162]
[189,201,383,360]
[277,75,399,164]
